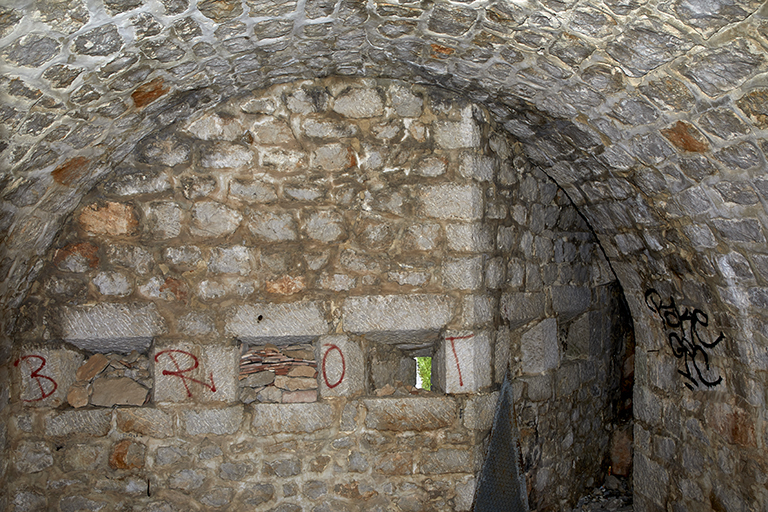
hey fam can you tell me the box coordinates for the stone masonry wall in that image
[5,79,628,511]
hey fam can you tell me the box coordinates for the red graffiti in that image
[155,350,216,397]
[322,344,345,389]
[445,335,474,387]
[15,355,57,402]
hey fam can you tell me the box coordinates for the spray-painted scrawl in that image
[645,289,724,390]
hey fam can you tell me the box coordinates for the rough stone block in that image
[201,142,253,168]
[434,331,492,394]
[17,347,82,408]
[420,448,472,474]
[303,210,346,241]
[251,403,334,434]
[248,211,297,241]
[190,201,243,238]
[464,392,498,430]
[566,313,590,359]
[14,440,53,473]
[459,153,496,181]
[45,409,111,437]
[420,184,483,221]
[634,453,670,507]
[208,245,254,275]
[154,343,238,403]
[363,397,456,431]
[342,295,455,344]
[184,406,244,436]
[552,286,591,319]
[92,271,132,296]
[116,408,173,438]
[56,302,166,353]
[443,256,483,290]
[459,295,493,328]
[332,87,384,118]
[373,452,413,475]
[433,107,481,149]
[226,302,329,343]
[317,335,364,398]
[446,223,494,252]
[521,318,560,374]
[143,201,182,239]
[500,293,545,328]
[79,201,138,236]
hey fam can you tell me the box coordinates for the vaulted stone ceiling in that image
[1,0,768,509]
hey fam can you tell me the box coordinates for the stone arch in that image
[1,0,767,510]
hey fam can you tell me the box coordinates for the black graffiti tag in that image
[645,289,724,390]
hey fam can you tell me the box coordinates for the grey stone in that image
[201,488,234,508]
[178,311,215,336]
[607,21,692,77]
[71,84,101,104]
[464,392,498,430]
[190,201,243,237]
[698,108,751,139]
[318,334,364,398]
[136,132,191,167]
[420,448,472,474]
[312,143,355,171]
[433,107,481,149]
[679,40,764,96]
[132,12,162,39]
[343,294,454,336]
[73,25,124,56]
[443,256,484,290]
[231,179,277,203]
[56,302,166,353]
[639,77,695,111]
[209,246,253,275]
[164,246,202,267]
[4,34,60,67]
[201,142,253,168]
[227,302,328,342]
[500,293,545,328]
[42,64,83,89]
[420,184,483,221]
[59,496,106,512]
[15,441,53,473]
[715,182,758,205]
[252,403,334,434]
[635,453,670,506]
[220,461,251,481]
[521,318,560,374]
[116,408,173,438]
[332,88,384,118]
[610,97,658,125]
[713,218,765,243]
[170,469,205,491]
[45,409,111,437]
[714,141,763,170]
[303,211,345,242]
[13,491,46,512]
[184,407,243,436]
[143,201,182,239]
[155,446,185,466]
[92,271,132,296]
[249,211,297,241]
[446,223,494,252]
[428,5,476,35]
[105,168,171,196]
[363,397,456,431]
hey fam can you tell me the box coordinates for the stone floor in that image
[569,475,633,512]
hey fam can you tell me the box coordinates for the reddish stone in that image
[159,277,188,303]
[109,439,146,470]
[52,157,90,186]
[334,481,377,500]
[53,242,100,270]
[287,366,317,378]
[67,381,90,408]
[707,403,757,447]
[79,201,138,236]
[282,390,318,403]
[610,424,633,477]
[431,43,455,56]
[132,78,169,108]
[76,353,110,381]
[661,121,709,153]
[266,276,306,295]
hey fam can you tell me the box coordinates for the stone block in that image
[363,397,456,431]
[464,392,498,430]
[251,403,335,434]
[566,313,590,359]
[433,107,481,149]
[116,408,173,438]
[190,201,243,238]
[92,271,132,297]
[500,293,545,328]
[494,327,511,384]
[105,168,171,196]
[226,302,329,343]
[521,318,560,374]
[374,452,413,475]
[230,179,277,203]
[55,302,166,353]
[446,223,494,252]
[420,184,483,221]
[183,406,244,436]
[552,286,591,319]
[634,453,669,507]
[14,440,53,473]
[342,295,454,344]
[317,335,364,398]
[16,347,83,407]
[248,211,297,241]
[303,210,346,241]
[143,201,182,239]
[186,112,243,140]
[420,448,472,474]
[45,409,111,437]
[443,256,483,290]
[209,245,254,275]
[434,331,492,394]
[201,142,253,168]
[459,153,496,181]
[332,87,384,118]
[91,377,149,407]
[169,469,206,491]
[459,295,493,328]
[154,343,238,403]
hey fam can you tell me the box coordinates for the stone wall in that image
[4,79,629,511]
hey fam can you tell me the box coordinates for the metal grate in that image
[472,372,529,512]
